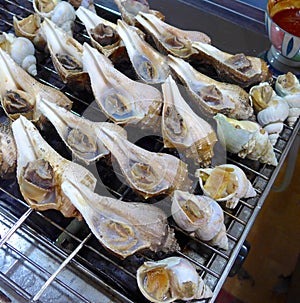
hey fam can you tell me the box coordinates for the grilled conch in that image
[136,256,213,303]
[171,190,228,249]
[214,113,278,166]
[11,116,97,218]
[76,6,123,58]
[162,76,217,166]
[36,97,127,164]
[192,41,270,88]
[0,32,37,76]
[41,18,89,91]
[97,127,192,198]
[275,72,300,126]
[249,82,289,145]
[61,179,179,258]
[82,43,162,131]
[195,164,256,209]
[0,49,72,123]
[13,14,47,52]
[116,19,170,84]
[168,55,254,120]
[135,12,210,59]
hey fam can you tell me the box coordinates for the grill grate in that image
[0,1,300,303]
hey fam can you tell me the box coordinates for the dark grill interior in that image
[0,1,299,303]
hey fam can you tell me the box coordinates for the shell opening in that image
[90,24,120,47]
[133,55,158,82]
[182,199,206,222]
[224,54,252,72]
[197,85,223,106]
[164,106,185,137]
[56,53,83,71]
[130,161,157,186]
[103,92,133,119]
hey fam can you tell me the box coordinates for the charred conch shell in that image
[137,256,213,303]
[36,97,127,164]
[97,127,192,198]
[162,76,217,166]
[116,19,170,84]
[41,18,89,91]
[214,113,278,166]
[0,49,72,123]
[192,41,270,88]
[195,164,256,209]
[249,82,289,145]
[171,190,228,249]
[275,72,300,126]
[82,43,162,131]
[0,32,37,76]
[61,179,179,258]
[135,12,210,59]
[12,116,97,218]
[168,55,254,120]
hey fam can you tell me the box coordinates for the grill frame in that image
[0,1,299,302]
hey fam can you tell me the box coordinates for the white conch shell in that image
[195,164,256,209]
[275,72,300,126]
[11,116,97,218]
[96,127,192,198]
[0,33,37,76]
[116,19,170,84]
[33,0,61,18]
[162,75,218,166]
[249,82,289,145]
[36,97,127,164]
[136,256,212,303]
[61,179,179,258]
[214,113,278,166]
[171,190,228,249]
[82,43,162,131]
[167,55,254,120]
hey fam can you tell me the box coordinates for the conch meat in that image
[195,164,257,209]
[11,116,97,218]
[171,190,228,249]
[61,179,179,258]
[136,256,213,303]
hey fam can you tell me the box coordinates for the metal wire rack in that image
[0,1,300,303]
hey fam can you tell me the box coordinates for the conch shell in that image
[135,12,210,59]
[68,0,96,12]
[0,32,37,76]
[192,41,270,88]
[214,113,278,166]
[11,116,97,218]
[249,82,289,145]
[0,49,72,123]
[195,164,257,209]
[97,127,192,198]
[61,179,179,258]
[168,55,254,120]
[162,75,217,166]
[82,43,162,131]
[171,190,228,249]
[136,256,213,303]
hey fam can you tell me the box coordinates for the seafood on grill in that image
[192,41,270,88]
[76,6,122,58]
[0,49,72,123]
[249,82,289,145]
[162,75,217,166]
[41,18,89,91]
[275,72,300,126]
[116,19,170,84]
[36,97,127,164]
[61,179,179,258]
[13,14,47,51]
[136,256,213,303]
[195,164,256,209]
[97,126,192,199]
[168,55,254,120]
[68,0,96,12]
[171,190,228,249]
[0,32,37,76]
[11,116,97,218]
[135,12,211,59]
[82,43,162,131]
[214,113,278,166]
